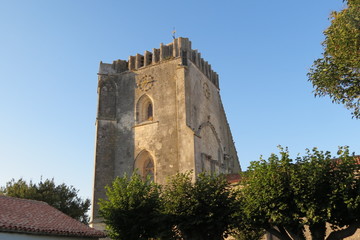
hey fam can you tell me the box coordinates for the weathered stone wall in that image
[132,59,182,184]
[185,60,240,175]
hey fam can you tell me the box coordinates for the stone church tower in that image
[91,37,241,228]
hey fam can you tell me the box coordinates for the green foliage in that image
[1,178,90,224]
[240,146,360,240]
[240,147,304,240]
[308,0,360,118]
[100,171,240,240]
[99,173,163,240]
[163,172,238,240]
[99,151,359,240]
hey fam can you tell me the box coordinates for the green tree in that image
[308,0,360,118]
[291,147,360,240]
[1,178,90,224]
[163,172,238,240]
[99,173,164,240]
[240,148,301,240]
[240,146,360,240]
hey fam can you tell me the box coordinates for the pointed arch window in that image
[134,150,155,182]
[136,94,154,123]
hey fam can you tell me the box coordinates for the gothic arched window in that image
[136,94,154,123]
[134,150,155,182]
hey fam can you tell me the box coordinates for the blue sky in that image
[0,0,359,201]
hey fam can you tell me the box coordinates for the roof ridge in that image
[0,195,49,205]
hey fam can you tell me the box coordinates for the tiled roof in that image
[332,155,360,166]
[0,196,106,238]
[355,155,360,164]
[225,156,360,185]
[225,173,241,184]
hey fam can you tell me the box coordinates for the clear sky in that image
[0,0,359,201]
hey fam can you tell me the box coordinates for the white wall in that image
[0,232,95,240]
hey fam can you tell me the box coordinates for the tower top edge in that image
[98,38,219,88]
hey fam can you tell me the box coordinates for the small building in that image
[0,196,106,240]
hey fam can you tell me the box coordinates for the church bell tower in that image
[91,37,241,229]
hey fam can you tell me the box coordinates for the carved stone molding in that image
[137,74,156,91]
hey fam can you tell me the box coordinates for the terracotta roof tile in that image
[332,155,360,166]
[225,173,241,184]
[0,196,106,238]
[355,156,360,164]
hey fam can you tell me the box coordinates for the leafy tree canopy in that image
[308,0,360,118]
[0,178,90,224]
[162,172,239,240]
[98,146,359,240]
[240,146,360,240]
[99,172,242,240]
[99,173,163,240]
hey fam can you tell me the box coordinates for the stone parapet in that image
[98,37,219,88]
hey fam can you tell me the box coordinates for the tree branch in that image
[266,227,292,240]
[286,228,306,240]
[326,222,360,240]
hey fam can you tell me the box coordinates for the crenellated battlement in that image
[99,38,219,88]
